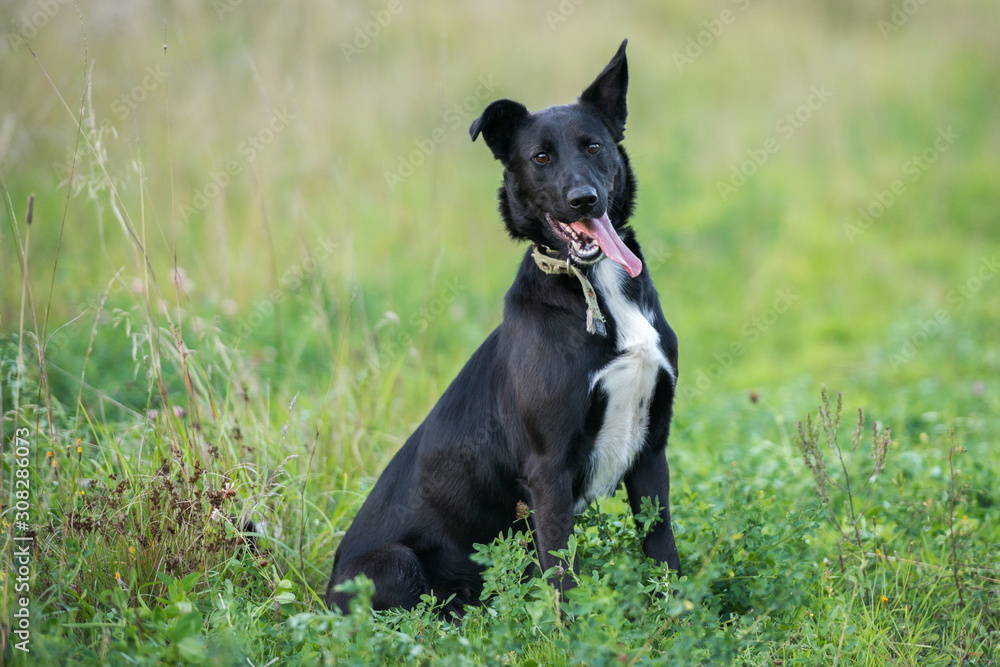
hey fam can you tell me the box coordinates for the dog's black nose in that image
[567,186,599,213]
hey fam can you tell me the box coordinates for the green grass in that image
[2,0,999,664]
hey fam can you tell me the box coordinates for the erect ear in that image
[579,39,629,143]
[470,99,530,164]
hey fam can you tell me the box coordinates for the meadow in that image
[1,0,998,664]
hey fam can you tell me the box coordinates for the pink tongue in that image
[569,213,643,278]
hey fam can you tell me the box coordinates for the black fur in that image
[327,40,680,616]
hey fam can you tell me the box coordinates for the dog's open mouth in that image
[545,212,643,278]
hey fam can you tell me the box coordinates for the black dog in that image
[327,40,680,615]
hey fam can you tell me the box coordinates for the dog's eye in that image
[587,143,601,155]
[533,153,550,165]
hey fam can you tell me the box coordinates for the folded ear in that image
[579,39,629,143]
[470,99,530,163]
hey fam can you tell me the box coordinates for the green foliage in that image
[4,322,1000,663]
[2,0,999,664]
[795,385,892,555]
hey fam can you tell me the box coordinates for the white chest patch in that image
[575,260,675,512]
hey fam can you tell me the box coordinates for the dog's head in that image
[470,40,641,277]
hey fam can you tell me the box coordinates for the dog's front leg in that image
[525,464,577,594]
[624,448,681,574]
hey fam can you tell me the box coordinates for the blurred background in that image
[4,5,999,658]
[1,0,998,455]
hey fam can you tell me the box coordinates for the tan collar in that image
[531,245,607,337]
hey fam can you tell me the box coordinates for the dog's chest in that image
[576,261,674,512]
